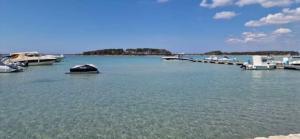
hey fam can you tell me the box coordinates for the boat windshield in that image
[25,53,40,57]
[11,54,19,59]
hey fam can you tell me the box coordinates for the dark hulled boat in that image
[67,64,99,74]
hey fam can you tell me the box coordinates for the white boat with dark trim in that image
[0,61,23,73]
[204,55,218,62]
[217,56,236,64]
[289,56,300,66]
[66,64,99,74]
[5,52,56,66]
[283,56,300,70]
[161,55,181,60]
[284,65,300,70]
[161,53,190,61]
[241,55,276,70]
[1,56,28,67]
[45,54,64,62]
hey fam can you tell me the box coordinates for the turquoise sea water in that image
[0,55,300,139]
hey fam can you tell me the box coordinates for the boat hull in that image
[65,71,99,74]
[28,60,55,66]
[244,65,276,70]
[12,59,56,66]
[284,65,300,70]
[0,65,22,73]
[255,65,276,70]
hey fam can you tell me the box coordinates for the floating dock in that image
[169,56,300,71]
[189,58,244,66]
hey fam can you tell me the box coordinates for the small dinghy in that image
[66,64,99,74]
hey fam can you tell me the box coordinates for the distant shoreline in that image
[1,50,299,56]
[81,49,299,56]
[82,48,172,56]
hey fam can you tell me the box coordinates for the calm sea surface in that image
[0,55,300,139]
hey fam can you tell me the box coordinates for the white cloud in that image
[200,0,299,8]
[272,28,292,34]
[227,28,292,43]
[245,7,300,27]
[236,0,296,8]
[214,11,237,19]
[227,32,267,43]
[157,0,169,3]
[200,0,234,8]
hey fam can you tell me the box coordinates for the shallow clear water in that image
[0,55,300,139]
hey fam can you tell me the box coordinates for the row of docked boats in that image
[0,51,64,73]
[203,55,238,64]
[162,54,239,65]
[162,54,300,70]
[241,55,300,70]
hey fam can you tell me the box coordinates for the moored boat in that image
[218,56,236,63]
[1,56,28,67]
[161,55,181,60]
[161,53,191,61]
[0,61,23,73]
[66,64,99,74]
[283,56,300,70]
[284,65,300,70]
[5,52,56,66]
[289,56,300,66]
[241,55,276,70]
[204,56,218,61]
[45,54,64,62]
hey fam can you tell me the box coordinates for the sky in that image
[0,0,300,54]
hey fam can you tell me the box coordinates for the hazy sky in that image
[1,0,300,53]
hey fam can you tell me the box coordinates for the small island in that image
[82,48,172,55]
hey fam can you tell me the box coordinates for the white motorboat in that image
[161,55,181,60]
[0,61,23,73]
[1,56,28,67]
[5,52,56,66]
[45,54,64,62]
[283,56,300,70]
[241,55,276,70]
[204,55,218,62]
[66,64,99,74]
[284,65,300,70]
[218,56,236,62]
[55,54,64,62]
[291,55,300,58]
[289,56,300,66]
[161,53,190,61]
